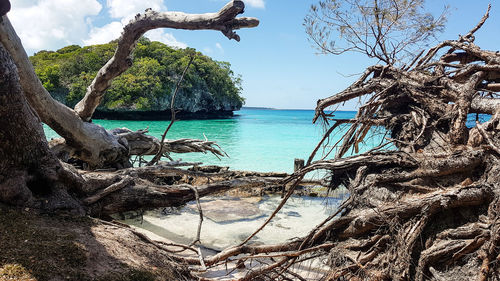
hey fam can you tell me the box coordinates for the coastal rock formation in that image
[92,87,240,120]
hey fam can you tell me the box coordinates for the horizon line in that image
[240,106,357,111]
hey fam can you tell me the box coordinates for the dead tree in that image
[0,1,272,217]
[0,32,287,217]
[0,0,258,169]
[186,6,500,281]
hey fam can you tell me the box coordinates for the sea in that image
[43,108,384,173]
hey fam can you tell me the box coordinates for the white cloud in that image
[86,0,187,48]
[245,0,265,9]
[145,29,187,49]
[84,21,123,45]
[215,42,223,52]
[107,0,166,20]
[12,0,36,8]
[9,0,102,52]
[9,0,186,53]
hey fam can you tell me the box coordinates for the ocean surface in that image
[44,108,385,173]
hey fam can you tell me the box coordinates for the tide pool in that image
[43,108,384,173]
[122,195,345,251]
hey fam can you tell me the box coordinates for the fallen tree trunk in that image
[86,176,281,217]
[0,0,274,226]
[0,47,284,219]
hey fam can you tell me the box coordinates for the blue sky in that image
[9,0,499,110]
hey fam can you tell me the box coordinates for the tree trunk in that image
[0,40,282,217]
[0,0,265,215]
[0,42,83,213]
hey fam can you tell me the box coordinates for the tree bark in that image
[0,1,267,219]
[0,42,82,213]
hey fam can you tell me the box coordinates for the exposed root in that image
[193,8,500,280]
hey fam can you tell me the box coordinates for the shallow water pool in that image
[121,194,346,251]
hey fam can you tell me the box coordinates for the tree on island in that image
[1,0,257,170]
[31,39,245,114]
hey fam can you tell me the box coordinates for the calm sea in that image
[43,108,386,173]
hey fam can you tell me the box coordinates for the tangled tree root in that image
[184,7,500,280]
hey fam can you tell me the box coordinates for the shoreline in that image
[92,109,235,121]
[90,108,360,121]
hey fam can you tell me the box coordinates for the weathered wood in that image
[0,16,130,168]
[217,8,500,280]
[88,176,281,216]
[83,176,133,205]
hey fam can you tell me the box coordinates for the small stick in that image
[198,247,207,271]
[306,121,344,165]
[188,186,204,247]
[83,176,133,204]
[149,54,195,165]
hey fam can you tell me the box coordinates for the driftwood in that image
[84,168,284,217]
[0,34,287,221]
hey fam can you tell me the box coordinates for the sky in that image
[8,0,500,110]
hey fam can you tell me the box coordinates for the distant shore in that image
[90,107,358,121]
[92,109,235,121]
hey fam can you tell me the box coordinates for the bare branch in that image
[148,54,195,166]
[74,0,259,121]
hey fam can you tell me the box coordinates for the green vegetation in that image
[30,38,244,112]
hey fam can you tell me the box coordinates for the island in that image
[30,38,244,120]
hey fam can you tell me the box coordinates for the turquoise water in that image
[43,108,384,173]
